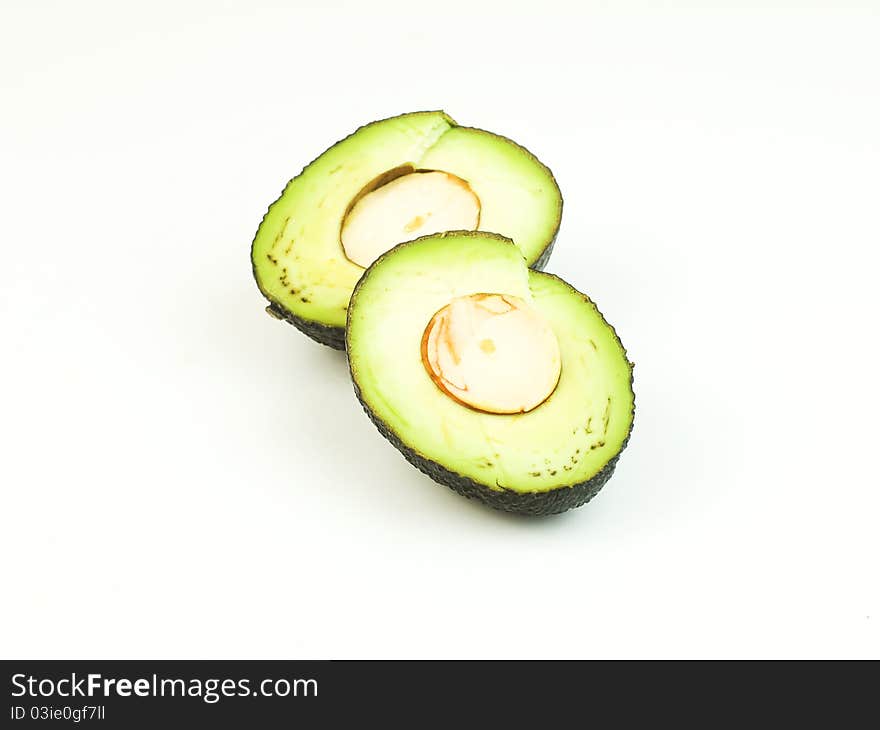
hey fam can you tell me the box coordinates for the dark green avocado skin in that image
[531,235,556,272]
[351,376,630,516]
[264,302,347,349]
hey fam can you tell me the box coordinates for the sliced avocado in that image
[252,111,562,349]
[347,231,635,516]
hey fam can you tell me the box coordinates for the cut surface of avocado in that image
[347,231,635,516]
[252,111,562,349]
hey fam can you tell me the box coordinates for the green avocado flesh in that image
[347,232,634,514]
[252,111,562,348]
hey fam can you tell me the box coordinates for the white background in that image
[1,0,878,659]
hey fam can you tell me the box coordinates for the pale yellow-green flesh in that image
[348,234,634,493]
[419,128,560,269]
[252,112,561,329]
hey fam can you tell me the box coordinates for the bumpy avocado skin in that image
[251,112,562,350]
[352,376,631,516]
[531,235,556,272]
[264,303,346,349]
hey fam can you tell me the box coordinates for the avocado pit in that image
[420,293,561,414]
[341,170,481,268]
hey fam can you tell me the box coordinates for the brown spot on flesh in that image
[404,215,425,232]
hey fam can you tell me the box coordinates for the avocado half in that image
[346,232,635,516]
[252,111,562,349]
